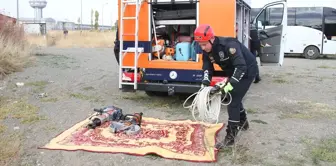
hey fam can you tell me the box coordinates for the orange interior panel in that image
[199,0,236,38]
[119,0,149,67]
[118,1,149,41]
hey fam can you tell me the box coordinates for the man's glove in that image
[210,81,233,94]
[222,82,233,93]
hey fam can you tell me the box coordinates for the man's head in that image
[194,24,215,53]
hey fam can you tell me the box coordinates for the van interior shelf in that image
[155,19,196,25]
[148,0,198,5]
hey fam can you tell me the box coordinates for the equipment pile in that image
[86,106,143,135]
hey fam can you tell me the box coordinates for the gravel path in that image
[1,47,336,166]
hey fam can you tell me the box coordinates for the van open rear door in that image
[252,0,287,66]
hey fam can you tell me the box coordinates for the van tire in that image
[303,46,320,59]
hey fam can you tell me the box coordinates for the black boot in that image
[254,75,261,83]
[239,110,249,130]
[239,117,249,131]
[215,124,239,149]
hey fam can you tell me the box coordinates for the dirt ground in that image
[1,47,336,166]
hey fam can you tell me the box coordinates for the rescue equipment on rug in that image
[86,106,123,129]
[109,112,143,135]
[86,106,143,135]
[183,78,232,124]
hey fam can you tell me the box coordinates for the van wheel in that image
[304,46,320,59]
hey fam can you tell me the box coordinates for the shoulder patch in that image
[229,48,236,55]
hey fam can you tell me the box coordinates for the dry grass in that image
[302,137,336,164]
[0,133,22,166]
[0,22,33,79]
[27,30,116,48]
[277,100,336,120]
[0,96,43,165]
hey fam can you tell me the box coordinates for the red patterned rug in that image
[40,116,224,162]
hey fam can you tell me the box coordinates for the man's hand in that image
[201,79,210,89]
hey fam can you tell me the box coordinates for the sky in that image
[0,0,336,26]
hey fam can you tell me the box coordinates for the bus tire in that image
[303,46,320,59]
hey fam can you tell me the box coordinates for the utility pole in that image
[102,5,104,27]
[81,0,82,30]
[16,0,19,24]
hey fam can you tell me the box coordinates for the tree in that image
[94,10,99,30]
[91,9,94,30]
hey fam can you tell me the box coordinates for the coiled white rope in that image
[183,86,232,124]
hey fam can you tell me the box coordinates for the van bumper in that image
[137,82,200,95]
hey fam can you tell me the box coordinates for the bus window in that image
[295,7,323,30]
[268,7,284,26]
[288,8,296,26]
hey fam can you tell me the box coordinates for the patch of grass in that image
[0,99,45,124]
[273,78,289,84]
[40,97,58,102]
[251,119,268,124]
[27,30,116,48]
[302,137,336,164]
[0,133,22,166]
[279,101,336,120]
[69,93,103,102]
[246,108,258,114]
[0,22,33,80]
[311,139,336,163]
[219,144,263,165]
[82,86,95,91]
[263,73,291,84]
[317,65,336,69]
[0,124,6,134]
[26,80,48,87]
[278,154,307,166]
[26,80,49,93]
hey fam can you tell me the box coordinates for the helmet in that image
[194,24,215,42]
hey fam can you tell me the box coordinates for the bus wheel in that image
[304,46,320,59]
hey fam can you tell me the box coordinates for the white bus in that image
[251,6,336,59]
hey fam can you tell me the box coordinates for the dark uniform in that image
[114,27,120,64]
[201,36,258,148]
[249,29,262,83]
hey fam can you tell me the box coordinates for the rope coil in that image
[183,86,232,124]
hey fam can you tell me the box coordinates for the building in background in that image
[4,0,112,35]
[0,14,17,29]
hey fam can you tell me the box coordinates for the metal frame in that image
[118,0,145,90]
